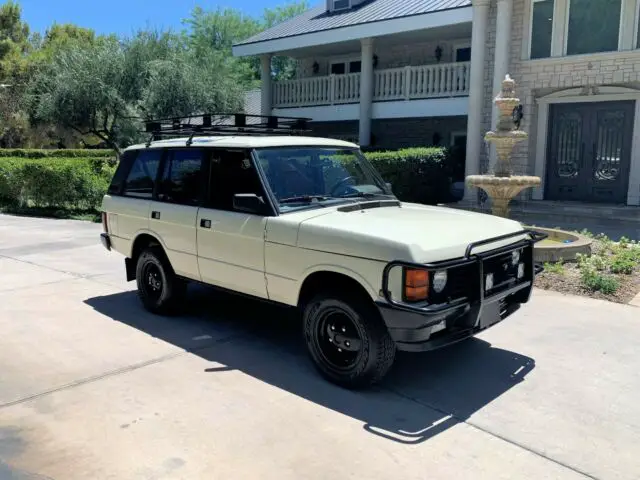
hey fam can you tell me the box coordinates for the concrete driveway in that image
[0,214,638,480]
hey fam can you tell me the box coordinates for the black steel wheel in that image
[303,293,396,389]
[136,247,186,315]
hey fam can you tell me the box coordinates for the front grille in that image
[426,245,530,304]
[483,247,529,295]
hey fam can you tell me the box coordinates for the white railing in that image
[272,62,470,108]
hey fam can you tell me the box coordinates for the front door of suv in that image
[149,148,205,281]
[196,149,269,298]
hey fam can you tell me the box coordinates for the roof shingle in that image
[234,0,471,46]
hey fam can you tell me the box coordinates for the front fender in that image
[297,263,380,303]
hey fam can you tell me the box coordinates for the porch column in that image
[260,54,272,116]
[359,38,374,146]
[489,0,514,171]
[463,0,490,201]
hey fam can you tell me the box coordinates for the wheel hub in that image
[326,323,361,352]
[315,309,363,370]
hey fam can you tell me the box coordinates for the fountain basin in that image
[466,175,542,217]
[526,226,593,263]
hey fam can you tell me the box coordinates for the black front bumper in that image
[377,229,547,352]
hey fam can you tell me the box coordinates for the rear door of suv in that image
[103,149,162,254]
[148,148,205,281]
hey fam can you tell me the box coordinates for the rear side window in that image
[122,149,162,199]
[158,149,204,206]
[107,151,136,195]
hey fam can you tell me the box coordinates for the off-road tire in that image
[136,247,186,315]
[303,293,396,389]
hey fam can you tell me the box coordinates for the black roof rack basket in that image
[144,113,312,146]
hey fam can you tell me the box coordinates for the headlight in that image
[432,270,448,293]
[511,249,521,266]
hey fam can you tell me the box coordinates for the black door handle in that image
[200,219,212,229]
[151,211,161,220]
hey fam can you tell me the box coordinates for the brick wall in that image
[309,117,468,150]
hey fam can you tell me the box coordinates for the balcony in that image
[273,62,470,108]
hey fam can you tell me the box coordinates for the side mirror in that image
[385,182,393,194]
[233,193,267,214]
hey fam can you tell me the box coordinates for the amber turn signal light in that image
[404,268,429,302]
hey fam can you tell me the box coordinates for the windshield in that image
[254,147,392,212]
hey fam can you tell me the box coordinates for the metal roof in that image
[234,0,471,47]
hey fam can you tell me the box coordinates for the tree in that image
[184,1,309,82]
[261,2,309,80]
[29,32,246,153]
[0,1,30,83]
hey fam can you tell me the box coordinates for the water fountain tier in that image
[466,74,541,217]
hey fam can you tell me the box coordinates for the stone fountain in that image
[466,75,541,217]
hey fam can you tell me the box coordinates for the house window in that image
[530,0,554,59]
[333,0,350,10]
[454,44,471,62]
[330,59,361,75]
[566,0,622,55]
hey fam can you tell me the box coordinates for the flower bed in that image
[534,232,640,303]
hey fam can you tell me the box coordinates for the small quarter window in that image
[122,150,162,199]
[107,150,136,195]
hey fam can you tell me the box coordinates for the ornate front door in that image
[546,101,634,203]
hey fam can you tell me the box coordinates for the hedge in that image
[0,146,454,213]
[0,158,115,210]
[0,149,114,159]
[364,147,452,205]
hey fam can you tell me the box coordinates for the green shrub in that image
[0,149,114,159]
[543,260,565,275]
[580,269,619,294]
[364,147,451,205]
[0,157,115,210]
[611,256,635,274]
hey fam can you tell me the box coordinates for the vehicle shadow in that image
[84,284,535,445]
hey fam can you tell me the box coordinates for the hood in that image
[296,202,527,263]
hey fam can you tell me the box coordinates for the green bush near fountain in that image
[526,226,593,263]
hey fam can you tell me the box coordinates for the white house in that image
[233,0,473,151]
[233,0,640,207]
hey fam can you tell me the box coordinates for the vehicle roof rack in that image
[144,113,312,147]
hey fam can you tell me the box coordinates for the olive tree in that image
[29,31,246,153]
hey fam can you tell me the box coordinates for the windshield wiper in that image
[280,195,331,204]
[339,192,388,199]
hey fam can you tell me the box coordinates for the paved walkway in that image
[0,214,639,480]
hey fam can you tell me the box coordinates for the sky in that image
[18,0,297,37]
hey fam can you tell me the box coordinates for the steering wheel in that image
[329,176,357,196]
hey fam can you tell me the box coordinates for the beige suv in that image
[100,114,546,388]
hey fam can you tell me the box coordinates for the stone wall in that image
[309,117,468,150]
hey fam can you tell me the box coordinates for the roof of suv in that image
[127,135,359,151]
